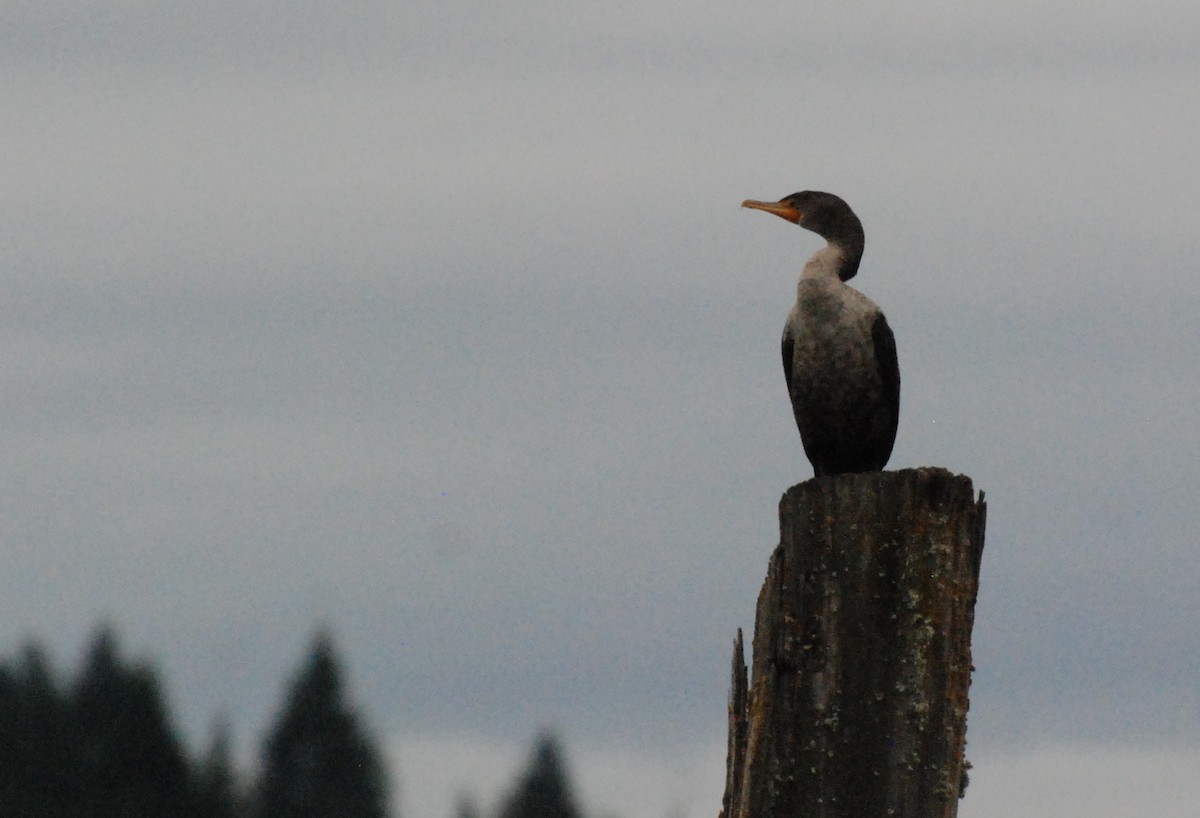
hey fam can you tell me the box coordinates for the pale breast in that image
[788,279,881,376]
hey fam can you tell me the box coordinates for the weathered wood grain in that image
[722,468,986,818]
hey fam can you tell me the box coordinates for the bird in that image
[741,191,900,477]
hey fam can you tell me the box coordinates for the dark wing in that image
[871,312,901,434]
[781,324,795,399]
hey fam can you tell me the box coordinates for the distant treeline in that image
[0,626,583,818]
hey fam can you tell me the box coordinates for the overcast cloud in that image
[3,2,1198,816]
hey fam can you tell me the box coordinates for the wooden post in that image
[722,468,986,818]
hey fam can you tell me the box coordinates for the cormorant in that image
[741,191,900,477]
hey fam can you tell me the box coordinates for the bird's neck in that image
[800,238,863,283]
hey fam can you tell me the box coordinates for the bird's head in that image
[741,190,865,280]
[741,191,860,239]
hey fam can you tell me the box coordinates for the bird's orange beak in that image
[741,198,801,224]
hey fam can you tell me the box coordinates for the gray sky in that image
[3,2,1199,816]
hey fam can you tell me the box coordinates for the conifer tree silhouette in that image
[497,735,581,818]
[253,632,387,818]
